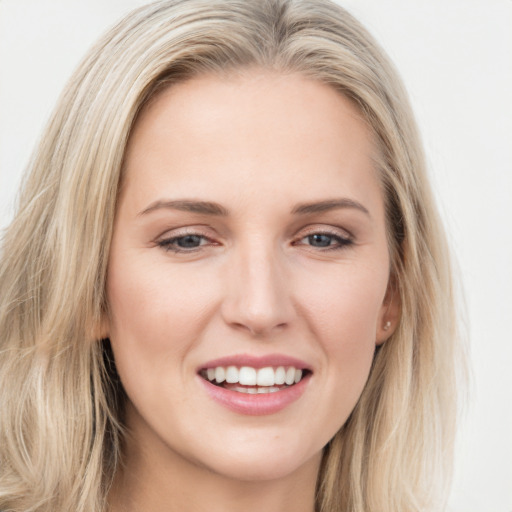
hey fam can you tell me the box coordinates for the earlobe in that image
[90,312,110,341]
[376,278,401,345]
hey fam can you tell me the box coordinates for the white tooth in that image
[274,366,286,385]
[215,367,226,383]
[294,369,303,384]
[246,387,257,394]
[257,387,269,393]
[225,366,239,384]
[206,368,215,381]
[285,367,296,385]
[268,386,280,393]
[239,366,257,385]
[256,367,275,386]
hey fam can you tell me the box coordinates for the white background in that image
[0,1,511,511]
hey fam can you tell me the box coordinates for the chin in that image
[193,438,324,483]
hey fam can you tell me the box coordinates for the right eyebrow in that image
[138,199,230,217]
[291,198,371,217]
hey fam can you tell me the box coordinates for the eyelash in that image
[156,229,353,254]
[157,230,216,253]
[294,230,353,251]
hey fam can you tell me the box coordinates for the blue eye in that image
[300,232,352,250]
[158,234,210,252]
[307,234,334,247]
[174,235,204,248]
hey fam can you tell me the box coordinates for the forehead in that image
[121,70,383,216]
[129,69,373,153]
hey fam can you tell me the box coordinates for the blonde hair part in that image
[0,1,463,510]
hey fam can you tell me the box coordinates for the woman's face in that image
[106,71,397,482]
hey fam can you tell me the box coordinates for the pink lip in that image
[196,353,313,416]
[198,353,312,371]
[198,373,311,416]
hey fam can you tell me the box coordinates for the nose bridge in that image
[222,236,292,336]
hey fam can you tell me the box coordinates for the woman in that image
[0,1,463,511]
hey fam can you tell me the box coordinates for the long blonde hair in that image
[0,1,463,510]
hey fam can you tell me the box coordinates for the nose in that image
[221,242,294,337]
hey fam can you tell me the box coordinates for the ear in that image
[90,310,110,341]
[376,275,401,346]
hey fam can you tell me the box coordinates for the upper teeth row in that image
[205,366,303,386]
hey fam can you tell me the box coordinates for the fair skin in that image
[105,70,398,512]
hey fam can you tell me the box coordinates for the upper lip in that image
[198,353,312,372]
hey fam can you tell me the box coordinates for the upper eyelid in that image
[295,224,353,240]
[155,225,215,241]
[154,224,354,244]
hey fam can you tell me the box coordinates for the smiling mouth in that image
[199,365,311,394]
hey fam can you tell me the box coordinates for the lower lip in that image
[198,374,311,416]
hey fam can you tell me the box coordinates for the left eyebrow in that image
[138,199,230,217]
[291,198,371,217]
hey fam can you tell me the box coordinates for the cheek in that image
[297,260,388,343]
[295,262,388,406]
[105,252,219,383]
